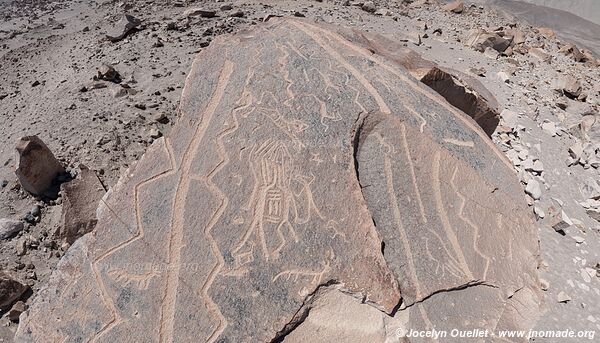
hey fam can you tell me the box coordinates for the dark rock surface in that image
[14,136,64,196]
[15,18,541,342]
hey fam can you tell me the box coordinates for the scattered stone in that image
[229,10,244,18]
[220,4,233,11]
[559,43,585,62]
[501,109,518,128]
[469,67,486,77]
[105,14,141,42]
[525,179,542,200]
[15,239,26,256]
[568,141,584,163]
[22,212,35,224]
[0,219,24,240]
[581,269,592,283]
[442,1,464,14]
[57,166,106,244]
[557,291,571,303]
[184,8,216,18]
[587,209,600,223]
[539,278,549,291]
[580,178,600,200]
[149,128,162,139]
[551,210,573,233]
[528,47,551,63]
[533,206,545,219]
[374,8,392,16]
[466,29,511,53]
[484,47,499,59]
[15,136,65,196]
[536,27,555,39]
[8,301,26,322]
[153,112,169,124]
[0,271,28,309]
[407,31,422,46]
[573,236,585,244]
[361,1,377,13]
[541,121,558,136]
[505,28,525,45]
[497,71,510,83]
[553,76,582,100]
[95,64,121,83]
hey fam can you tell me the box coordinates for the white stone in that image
[557,291,571,303]
[541,121,557,136]
[525,179,542,200]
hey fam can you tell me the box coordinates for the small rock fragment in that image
[105,14,141,42]
[541,121,557,136]
[0,271,28,309]
[536,27,556,39]
[184,8,217,18]
[525,179,542,200]
[573,235,585,244]
[528,47,551,63]
[95,64,121,83]
[551,210,573,232]
[442,1,464,14]
[533,206,545,219]
[153,112,169,124]
[568,141,584,165]
[466,29,511,53]
[361,1,377,13]
[0,219,24,240]
[557,291,571,303]
[15,239,26,256]
[497,71,510,83]
[554,76,582,99]
[8,300,26,322]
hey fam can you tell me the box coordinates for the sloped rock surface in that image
[333,27,501,136]
[15,19,541,342]
[57,166,106,244]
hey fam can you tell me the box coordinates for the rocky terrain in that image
[0,0,599,342]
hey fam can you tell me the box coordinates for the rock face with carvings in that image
[16,19,541,342]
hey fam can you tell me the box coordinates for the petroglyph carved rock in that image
[16,19,541,342]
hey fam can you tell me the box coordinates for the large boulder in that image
[16,19,541,342]
[14,136,64,196]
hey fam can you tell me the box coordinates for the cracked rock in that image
[15,19,541,342]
